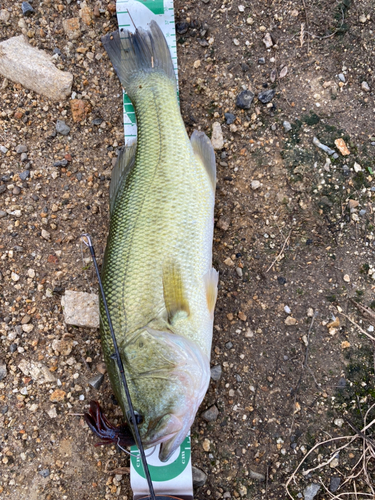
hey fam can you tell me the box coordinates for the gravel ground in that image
[1,0,375,499]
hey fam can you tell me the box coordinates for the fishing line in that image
[81,233,156,500]
[116,438,157,459]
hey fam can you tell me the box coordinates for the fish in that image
[93,21,218,462]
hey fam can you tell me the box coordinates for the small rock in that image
[11,271,20,282]
[285,316,297,326]
[19,170,30,181]
[263,33,273,48]
[22,324,34,333]
[51,339,73,356]
[258,57,265,64]
[334,138,350,155]
[210,365,222,381]
[241,62,250,72]
[233,38,240,46]
[46,406,58,418]
[330,456,339,468]
[96,362,107,374]
[88,372,105,390]
[238,5,245,12]
[211,122,224,150]
[229,123,237,133]
[224,112,236,124]
[236,89,254,109]
[50,389,66,402]
[334,418,344,427]
[0,36,73,101]
[61,290,100,328]
[338,73,346,83]
[284,305,291,314]
[0,360,7,381]
[22,2,34,16]
[38,469,50,478]
[56,120,70,136]
[361,81,370,92]
[176,22,189,35]
[0,145,8,154]
[249,469,265,481]
[236,267,243,278]
[79,1,93,26]
[343,274,350,283]
[62,18,81,40]
[41,229,50,240]
[238,311,247,321]
[201,405,219,422]
[224,257,234,267]
[238,485,247,497]
[251,180,261,190]
[53,159,68,167]
[0,9,10,22]
[0,210,6,218]
[258,88,275,104]
[20,152,28,162]
[202,438,210,452]
[353,162,362,172]
[217,217,230,231]
[359,14,367,23]
[70,99,91,122]
[192,466,207,488]
[329,477,341,493]
[225,341,233,349]
[15,144,28,154]
[277,276,286,285]
[283,121,292,132]
[304,483,321,500]
[28,268,35,278]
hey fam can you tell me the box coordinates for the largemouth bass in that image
[100,21,218,462]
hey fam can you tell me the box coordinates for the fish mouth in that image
[142,413,188,462]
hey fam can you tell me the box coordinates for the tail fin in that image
[101,21,176,97]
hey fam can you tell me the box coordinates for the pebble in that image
[50,389,66,402]
[233,38,240,46]
[353,161,362,172]
[217,217,230,231]
[201,405,219,422]
[61,290,100,328]
[251,180,261,190]
[330,456,339,468]
[236,89,254,109]
[285,316,297,326]
[0,210,6,218]
[176,22,189,35]
[0,36,73,101]
[22,324,34,333]
[263,33,273,48]
[56,120,71,136]
[0,145,8,154]
[238,485,247,497]
[210,364,222,381]
[338,73,346,83]
[304,483,320,500]
[329,477,341,493]
[11,272,20,282]
[225,341,233,349]
[334,138,350,155]
[0,185,6,194]
[38,469,50,478]
[202,438,210,452]
[258,89,275,104]
[0,9,10,22]
[211,122,224,150]
[54,159,68,167]
[343,274,350,283]
[236,267,243,278]
[283,121,292,132]
[41,229,50,240]
[224,112,236,124]
[19,170,30,181]
[361,81,370,92]
[238,5,245,12]
[15,144,28,154]
[0,360,7,381]
[47,406,58,418]
[20,152,28,162]
[334,418,344,427]
[22,2,34,16]
[192,466,207,487]
[258,57,265,64]
[249,469,265,481]
[63,17,81,40]
[71,99,91,122]
[88,372,105,390]
[284,305,291,314]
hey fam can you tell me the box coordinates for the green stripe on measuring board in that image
[116,0,178,146]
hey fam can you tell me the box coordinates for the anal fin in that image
[190,130,216,190]
[109,143,137,215]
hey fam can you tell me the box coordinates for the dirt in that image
[1,0,375,499]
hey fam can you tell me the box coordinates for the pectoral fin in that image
[204,268,219,318]
[163,262,190,324]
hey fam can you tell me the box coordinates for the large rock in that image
[0,35,73,101]
[61,290,99,328]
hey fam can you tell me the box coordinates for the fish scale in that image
[100,22,217,461]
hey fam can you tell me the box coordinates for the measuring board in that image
[116,0,178,146]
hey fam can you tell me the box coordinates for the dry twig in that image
[266,228,292,273]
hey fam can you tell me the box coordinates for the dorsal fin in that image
[162,262,190,325]
[190,130,216,190]
[109,143,137,214]
[203,268,219,318]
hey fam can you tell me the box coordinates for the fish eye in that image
[128,411,144,425]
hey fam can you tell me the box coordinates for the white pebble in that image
[251,180,261,190]
[284,305,291,314]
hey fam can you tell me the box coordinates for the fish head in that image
[122,327,210,462]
